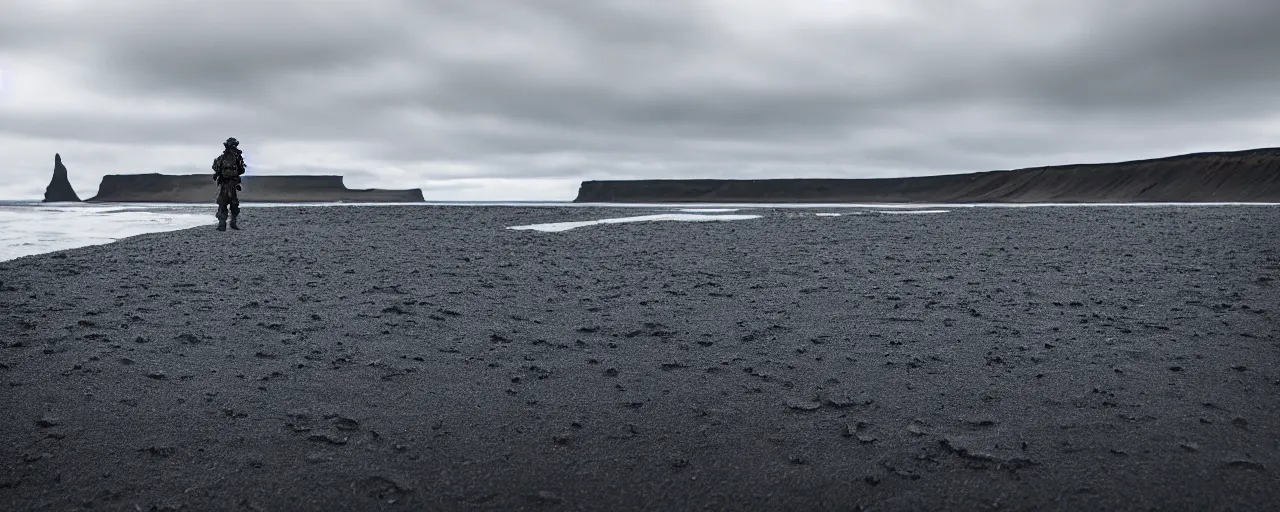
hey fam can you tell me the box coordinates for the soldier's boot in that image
[217,219,227,231]
[229,216,240,230]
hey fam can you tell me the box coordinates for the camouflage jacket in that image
[213,151,246,182]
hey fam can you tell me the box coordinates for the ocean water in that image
[1,201,1277,262]
[507,213,764,232]
[0,202,214,262]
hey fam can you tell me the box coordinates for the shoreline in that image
[8,200,1280,207]
[1,205,1277,510]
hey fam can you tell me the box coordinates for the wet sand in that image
[1,206,1277,511]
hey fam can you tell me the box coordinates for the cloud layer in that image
[3,0,1279,200]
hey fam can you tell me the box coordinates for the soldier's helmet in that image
[224,137,239,148]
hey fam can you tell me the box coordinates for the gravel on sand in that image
[1,206,1277,511]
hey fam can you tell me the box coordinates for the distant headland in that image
[573,148,1280,203]
[41,157,424,203]
[86,174,423,203]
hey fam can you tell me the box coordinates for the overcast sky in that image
[2,0,1278,200]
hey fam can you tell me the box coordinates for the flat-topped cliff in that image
[574,148,1280,203]
[86,174,423,203]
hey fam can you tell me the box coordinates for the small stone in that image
[1232,417,1248,428]
[1179,442,1200,452]
[785,398,821,411]
[1225,460,1266,471]
[146,372,166,380]
[307,433,348,445]
[608,424,639,439]
[864,475,880,486]
[36,416,61,428]
[823,393,864,408]
[141,446,176,458]
[527,491,563,504]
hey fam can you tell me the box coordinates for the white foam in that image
[677,208,742,213]
[568,202,1280,209]
[24,201,1280,209]
[0,208,212,262]
[814,213,842,217]
[508,213,762,232]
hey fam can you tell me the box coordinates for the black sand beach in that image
[2,206,1277,511]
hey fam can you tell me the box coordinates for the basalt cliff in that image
[85,174,423,203]
[42,154,82,202]
[573,148,1280,203]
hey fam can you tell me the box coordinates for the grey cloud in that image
[2,0,1279,194]
[996,2,1280,113]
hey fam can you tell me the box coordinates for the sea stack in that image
[42,153,82,202]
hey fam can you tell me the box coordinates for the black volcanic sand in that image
[1,206,1277,511]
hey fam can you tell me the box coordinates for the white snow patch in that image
[677,208,742,213]
[814,213,842,217]
[877,210,950,214]
[508,213,762,232]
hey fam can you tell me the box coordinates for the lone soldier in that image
[212,137,246,231]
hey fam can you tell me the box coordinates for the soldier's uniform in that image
[213,137,246,231]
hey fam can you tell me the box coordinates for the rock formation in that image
[86,174,424,203]
[574,148,1280,203]
[42,154,82,202]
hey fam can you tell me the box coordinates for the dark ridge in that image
[573,147,1280,203]
[42,153,82,202]
[85,174,424,203]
